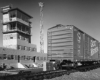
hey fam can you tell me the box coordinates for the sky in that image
[0,0,100,53]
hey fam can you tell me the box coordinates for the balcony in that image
[3,29,31,35]
[3,17,30,26]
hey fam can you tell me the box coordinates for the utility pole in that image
[39,2,44,53]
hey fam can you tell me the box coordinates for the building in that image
[2,6,34,50]
[0,6,47,69]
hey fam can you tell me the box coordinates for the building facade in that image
[2,6,35,51]
[0,6,47,68]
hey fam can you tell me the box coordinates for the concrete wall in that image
[0,47,47,68]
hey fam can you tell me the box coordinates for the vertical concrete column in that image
[15,22,17,30]
[7,24,10,31]
[25,26,26,33]
[43,61,47,71]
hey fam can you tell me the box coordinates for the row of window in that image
[18,34,30,42]
[3,22,31,34]
[10,10,30,23]
[3,33,30,43]
[17,45,36,52]
[0,54,47,61]
[3,35,29,42]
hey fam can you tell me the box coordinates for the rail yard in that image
[0,4,100,80]
[0,62,100,80]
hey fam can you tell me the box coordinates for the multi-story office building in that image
[0,6,47,68]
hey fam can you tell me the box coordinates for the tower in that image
[1,5,35,51]
[39,2,44,53]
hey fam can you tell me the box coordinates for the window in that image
[23,46,25,50]
[25,38,29,42]
[26,47,32,51]
[23,37,25,40]
[0,54,3,59]
[21,36,24,40]
[26,56,30,60]
[10,37,13,39]
[17,24,22,31]
[29,47,31,51]
[11,55,14,59]
[7,55,14,60]
[29,56,31,60]
[17,45,21,50]
[10,23,16,30]
[3,54,7,59]
[10,11,16,18]
[15,55,18,60]
[21,56,25,60]
[27,47,30,51]
[31,48,35,51]
[21,46,24,50]
[25,38,27,41]
[25,46,27,50]
[32,56,36,62]
[7,55,11,60]
[44,57,46,60]
[37,57,39,60]
[18,34,21,39]
[40,57,43,60]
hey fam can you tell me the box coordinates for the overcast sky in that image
[0,0,100,53]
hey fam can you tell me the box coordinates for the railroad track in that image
[0,64,100,80]
[0,69,76,80]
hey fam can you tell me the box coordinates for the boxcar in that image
[47,24,100,64]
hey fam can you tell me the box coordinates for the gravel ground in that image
[44,68,100,80]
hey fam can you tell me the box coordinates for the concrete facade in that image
[0,47,47,68]
[2,7,35,50]
[0,6,47,68]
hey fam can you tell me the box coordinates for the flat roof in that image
[2,8,33,18]
[10,8,33,18]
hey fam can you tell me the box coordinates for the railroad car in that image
[47,24,100,68]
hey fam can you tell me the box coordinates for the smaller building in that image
[0,47,47,68]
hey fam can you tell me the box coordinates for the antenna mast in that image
[39,2,44,53]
